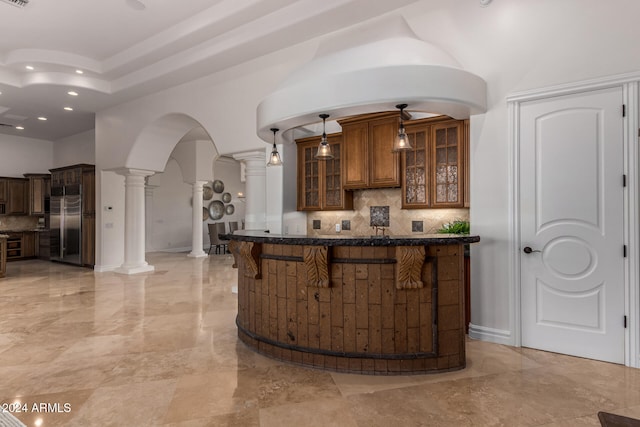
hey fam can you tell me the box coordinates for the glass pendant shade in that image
[392,103,413,152]
[315,114,334,159]
[267,128,283,166]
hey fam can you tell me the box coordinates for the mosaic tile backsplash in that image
[306,188,469,236]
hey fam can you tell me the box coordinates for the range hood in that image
[257,16,486,142]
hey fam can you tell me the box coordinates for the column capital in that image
[113,168,156,178]
[232,150,266,163]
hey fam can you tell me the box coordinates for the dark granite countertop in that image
[222,230,480,246]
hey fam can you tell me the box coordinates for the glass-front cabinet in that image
[402,118,465,209]
[296,134,353,211]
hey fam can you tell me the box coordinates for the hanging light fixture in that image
[392,103,413,152]
[315,114,334,159]
[267,128,283,166]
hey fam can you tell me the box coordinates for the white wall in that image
[0,134,53,177]
[93,0,640,346]
[147,159,193,251]
[53,129,95,168]
[206,156,245,242]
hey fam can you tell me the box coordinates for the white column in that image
[144,182,158,251]
[233,150,267,231]
[188,180,208,258]
[115,168,155,275]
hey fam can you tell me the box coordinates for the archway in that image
[115,113,217,274]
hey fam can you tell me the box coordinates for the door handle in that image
[523,246,541,254]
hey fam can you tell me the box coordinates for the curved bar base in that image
[227,232,479,375]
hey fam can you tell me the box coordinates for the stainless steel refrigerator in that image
[50,184,82,265]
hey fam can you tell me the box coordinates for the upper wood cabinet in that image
[24,173,50,216]
[339,112,403,190]
[401,117,466,209]
[0,178,29,215]
[296,133,353,211]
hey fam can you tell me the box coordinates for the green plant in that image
[437,219,470,235]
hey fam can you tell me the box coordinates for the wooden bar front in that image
[227,233,478,375]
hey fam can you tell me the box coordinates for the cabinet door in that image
[82,214,95,266]
[323,135,352,210]
[297,142,321,210]
[342,122,369,189]
[0,179,7,203]
[30,177,45,215]
[368,117,401,188]
[22,232,36,258]
[431,122,464,207]
[7,180,28,215]
[402,126,429,208]
[82,170,95,215]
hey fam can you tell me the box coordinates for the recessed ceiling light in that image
[15,126,24,130]
[37,117,47,121]
[67,91,78,96]
[64,107,73,111]
[75,69,84,74]
[25,65,34,70]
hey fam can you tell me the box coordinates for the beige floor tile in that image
[1,253,640,427]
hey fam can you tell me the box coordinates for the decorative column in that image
[188,180,208,258]
[233,150,267,231]
[144,182,158,251]
[115,168,155,275]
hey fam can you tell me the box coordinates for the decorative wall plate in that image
[212,179,224,193]
[203,185,213,200]
[208,200,224,220]
[225,204,235,215]
[202,207,209,221]
[222,192,232,203]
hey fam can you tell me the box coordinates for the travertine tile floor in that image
[1,253,640,426]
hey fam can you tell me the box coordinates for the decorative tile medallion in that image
[341,220,351,231]
[412,221,424,232]
[312,220,321,230]
[370,206,390,227]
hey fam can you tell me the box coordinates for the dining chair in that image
[208,222,229,254]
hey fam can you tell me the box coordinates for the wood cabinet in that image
[22,231,36,258]
[0,180,6,203]
[401,117,466,209]
[339,112,403,190]
[0,237,6,278]
[5,231,37,260]
[296,133,353,211]
[0,178,29,215]
[24,173,50,215]
[82,215,95,266]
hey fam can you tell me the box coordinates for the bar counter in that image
[224,231,480,375]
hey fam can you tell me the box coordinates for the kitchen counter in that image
[225,231,479,375]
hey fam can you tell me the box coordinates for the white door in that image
[519,86,625,364]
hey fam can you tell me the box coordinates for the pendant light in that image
[267,128,283,166]
[315,114,334,159]
[392,103,413,152]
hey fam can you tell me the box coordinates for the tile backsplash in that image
[0,216,39,231]
[306,188,469,236]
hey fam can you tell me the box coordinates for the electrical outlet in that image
[335,223,341,233]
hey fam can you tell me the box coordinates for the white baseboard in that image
[155,246,192,253]
[468,323,513,346]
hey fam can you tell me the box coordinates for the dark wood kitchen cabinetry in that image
[296,134,352,211]
[401,117,466,209]
[338,112,405,190]
[5,231,36,260]
[0,178,29,215]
